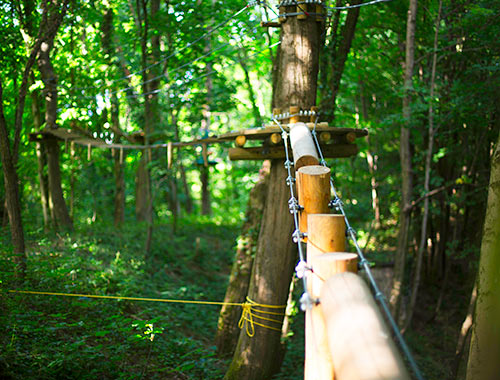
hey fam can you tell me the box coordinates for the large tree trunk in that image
[215,162,270,356]
[0,81,26,273]
[37,19,73,230]
[389,0,418,318]
[225,7,322,379]
[465,130,500,380]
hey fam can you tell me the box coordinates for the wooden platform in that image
[29,123,368,161]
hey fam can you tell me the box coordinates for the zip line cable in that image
[328,0,393,10]
[125,41,281,100]
[59,3,255,94]
[62,18,264,102]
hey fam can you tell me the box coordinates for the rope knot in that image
[238,302,255,337]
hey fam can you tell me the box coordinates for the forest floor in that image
[0,217,473,379]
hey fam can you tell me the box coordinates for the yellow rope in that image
[6,290,286,337]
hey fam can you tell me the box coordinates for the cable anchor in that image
[295,260,311,279]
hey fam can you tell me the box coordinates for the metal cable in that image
[310,116,425,380]
[271,117,316,312]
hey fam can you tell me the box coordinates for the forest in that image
[0,0,499,379]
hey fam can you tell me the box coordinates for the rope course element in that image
[271,117,316,312]
[327,0,393,10]
[7,290,286,337]
[309,116,425,380]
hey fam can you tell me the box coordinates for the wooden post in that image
[290,122,319,169]
[296,165,330,236]
[167,142,173,169]
[307,214,346,260]
[305,213,350,380]
[320,272,412,380]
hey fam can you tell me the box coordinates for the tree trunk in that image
[46,138,73,230]
[329,0,362,119]
[102,6,126,227]
[465,130,500,380]
[36,11,73,230]
[215,162,270,356]
[225,8,322,379]
[403,0,441,332]
[0,81,26,274]
[389,0,418,318]
[113,146,126,226]
[30,85,51,228]
[171,108,193,213]
[135,154,152,222]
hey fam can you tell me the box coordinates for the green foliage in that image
[0,217,240,379]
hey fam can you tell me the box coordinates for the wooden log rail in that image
[291,127,412,380]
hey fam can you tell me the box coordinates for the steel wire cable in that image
[309,116,425,380]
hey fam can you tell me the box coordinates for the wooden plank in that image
[228,144,359,161]
[218,125,368,141]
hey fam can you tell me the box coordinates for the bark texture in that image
[0,81,25,272]
[390,0,418,318]
[225,9,322,380]
[215,162,269,356]
[465,131,500,380]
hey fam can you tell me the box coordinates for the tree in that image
[465,129,500,380]
[389,0,417,318]
[35,0,73,230]
[224,5,323,378]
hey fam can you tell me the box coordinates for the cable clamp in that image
[295,260,311,279]
[281,130,288,140]
[347,226,357,239]
[284,160,293,169]
[292,229,305,243]
[358,258,369,269]
[299,292,319,311]
[286,176,295,186]
[328,197,343,211]
[288,197,303,214]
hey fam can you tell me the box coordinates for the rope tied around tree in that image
[6,290,286,337]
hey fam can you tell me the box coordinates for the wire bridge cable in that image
[308,116,425,380]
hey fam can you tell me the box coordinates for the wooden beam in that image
[320,272,412,380]
[289,122,319,168]
[228,144,359,161]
